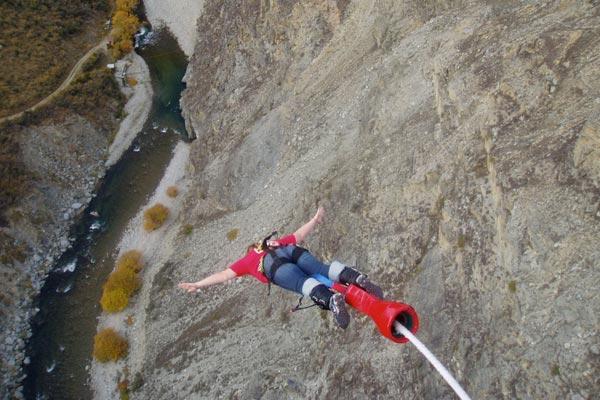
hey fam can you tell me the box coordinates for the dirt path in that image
[0,37,108,124]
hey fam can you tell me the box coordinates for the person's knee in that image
[328,260,346,281]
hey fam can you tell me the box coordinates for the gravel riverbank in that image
[91,142,191,399]
[106,52,153,167]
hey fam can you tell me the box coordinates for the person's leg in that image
[273,246,383,299]
[267,260,350,329]
[269,262,319,296]
[278,246,344,279]
[292,248,384,298]
[337,265,384,299]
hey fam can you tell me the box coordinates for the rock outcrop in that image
[125,1,600,399]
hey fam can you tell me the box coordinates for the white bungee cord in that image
[394,322,472,400]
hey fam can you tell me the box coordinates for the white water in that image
[393,322,472,400]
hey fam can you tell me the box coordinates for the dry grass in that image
[0,0,109,118]
[143,203,170,231]
[93,328,128,362]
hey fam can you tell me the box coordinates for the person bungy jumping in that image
[178,207,383,329]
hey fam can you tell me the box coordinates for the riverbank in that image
[91,142,191,399]
[106,51,153,167]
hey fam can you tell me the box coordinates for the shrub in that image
[166,186,178,197]
[117,250,143,273]
[105,267,140,297]
[118,378,129,400]
[93,328,128,362]
[100,288,129,313]
[126,76,138,87]
[226,228,239,241]
[143,203,169,231]
[181,224,193,236]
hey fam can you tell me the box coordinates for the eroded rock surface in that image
[132,1,599,399]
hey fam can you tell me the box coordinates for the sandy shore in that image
[143,0,204,57]
[91,142,191,399]
[106,52,153,167]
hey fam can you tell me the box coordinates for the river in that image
[22,29,188,400]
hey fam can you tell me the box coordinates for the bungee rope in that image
[394,322,472,400]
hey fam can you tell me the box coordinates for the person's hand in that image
[178,282,198,293]
[314,206,325,224]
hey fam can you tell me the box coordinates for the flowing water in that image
[23,29,188,400]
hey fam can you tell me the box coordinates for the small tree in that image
[143,203,169,231]
[93,328,128,362]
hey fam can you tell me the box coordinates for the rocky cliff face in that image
[131,1,599,398]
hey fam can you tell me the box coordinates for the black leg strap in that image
[291,246,308,264]
[265,251,290,282]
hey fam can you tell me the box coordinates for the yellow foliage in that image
[105,267,140,297]
[110,9,140,59]
[117,250,143,273]
[115,0,139,12]
[166,186,178,197]
[100,288,129,312]
[143,203,169,231]
[93,328,128,362]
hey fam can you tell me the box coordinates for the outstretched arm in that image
[178,268,237,293]
[292,206,325,243]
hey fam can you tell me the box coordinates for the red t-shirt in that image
[228,234,297,283]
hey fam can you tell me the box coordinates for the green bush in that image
[181,224,193,236]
